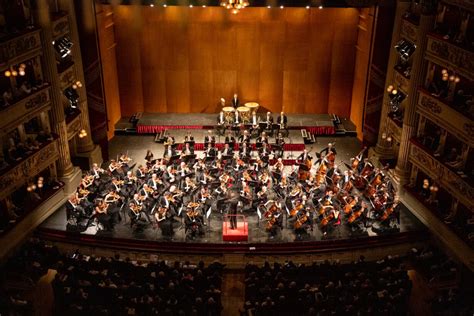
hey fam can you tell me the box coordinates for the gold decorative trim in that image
[0,86,52,133]
[0,29,42,68]
[426,35,474,81]
[0,140,60,200]
[400,18,418,43]
[409,142,474,209]
[417,89,473,147]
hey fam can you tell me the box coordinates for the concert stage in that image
[38,134,425,255]
[115,113,349,136]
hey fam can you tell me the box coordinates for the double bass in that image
[380,202,397,221]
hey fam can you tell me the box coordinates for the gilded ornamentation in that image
[67,116,82,138]
[401,20,417,43]
[428,37,474,77]
[410,143,474,209]
[25,90,49,109]
[0,140,59,200]
[419,95,442,114]
[0,30,42,64]
[463,123,474,137]
[60,67,75,89]
[52,15,70,39]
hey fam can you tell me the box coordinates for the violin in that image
[156,206,168,222]
[129,203,142,215]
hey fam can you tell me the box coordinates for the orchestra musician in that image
[204,130,216,146]
[239,142,251,159]
[277,111,288,129]
[251,111,259,132]
[221,143,233,157]
[231,93,239,108]
[297,149,312,162]
[181,142,194,157]
[164,143,176,159]
[274,132,285,158]
[238,130,251,144]
[265,112,273,130]
[256,131,269,145]
[145,149,154,162]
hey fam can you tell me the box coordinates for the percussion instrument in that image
[237,106,250,123]
[222,107,235,124]
[245,102,259,113]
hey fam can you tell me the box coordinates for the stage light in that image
[267,5,271,8]
[202,5,206,7]
[318,5,323,9]
[454,76,460,83]
[189,4,193,7]
[11,70,18,76]
[392,89,398,95]
[386,85,394,93]
[441,69,448,75]
[4,70,11,77]
[280,5,284,8]
[386,135,392,142]
[306,5,310,9]
[163,4,167,7]
[150,3,154,7]
[449,75,455,81]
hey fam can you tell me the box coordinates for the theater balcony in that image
[408,139,473,209]
[417,88,473,147]
[0,28,42,68]
[425,33,474,82]
[0,136,60,201]
[0,85,52,131]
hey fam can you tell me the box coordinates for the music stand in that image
[206,206,212,235]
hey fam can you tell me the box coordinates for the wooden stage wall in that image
[107,5,360,117]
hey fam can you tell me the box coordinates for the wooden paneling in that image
[109,5,360,115]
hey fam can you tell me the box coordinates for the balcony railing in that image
[426,33,474,81]
[417,88,474,147]
[385,115,402,143]
[400,17,418,43]
[409,139,474,210]
[0,85,52,131]
[52,14,70,41]
[0,29,42,68]
[0,138,60,200]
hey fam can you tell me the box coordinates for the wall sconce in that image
[79,129,87,138]
[441,69,460,83]
[4,63,26,77]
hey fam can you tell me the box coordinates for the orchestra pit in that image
[0,0,472,315]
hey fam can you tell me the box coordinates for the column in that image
[57,0,102,169]
[34,0,74,177]
[371,0,411,160]
[393,10,436,185]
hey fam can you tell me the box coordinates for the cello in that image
[348,202,367,224]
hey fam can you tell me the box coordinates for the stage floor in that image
[40,134,425,245]
[116,113,336,129]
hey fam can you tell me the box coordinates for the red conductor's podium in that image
[222,215,248,242]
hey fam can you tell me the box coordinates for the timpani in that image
[245,102,259,114]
